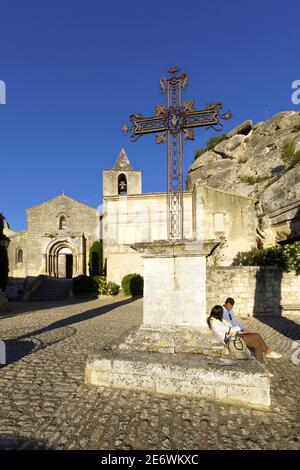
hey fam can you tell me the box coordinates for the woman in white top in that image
[207,305,280,364]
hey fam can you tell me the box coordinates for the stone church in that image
[5,147,258,293]
[103,149,257,285]
[5,195,99,296]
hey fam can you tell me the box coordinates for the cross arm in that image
[182,102,227,131]
[124,113,168,142]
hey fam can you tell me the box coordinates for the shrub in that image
[72,275,97,293]
[93,275,101,284]
[194,134,227,160]
[121,273,144,296]
[239,175,270,185]
[194,148,206,160]
[95,276,107,294]
[283,242,300,275]
[233,242,300,275]
[206,134,227,150]
[106,282,120,296]
[282,141,296,162]
[96,276,120,295]
[281,141,300,169]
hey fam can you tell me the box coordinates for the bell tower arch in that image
[103,148,142,197]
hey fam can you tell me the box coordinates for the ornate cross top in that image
[122,67,232,240]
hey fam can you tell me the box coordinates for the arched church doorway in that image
[58,247,73,278]
[46,240,78,278]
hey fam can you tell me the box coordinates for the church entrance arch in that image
[46,240,78,278]
[58,247,73,278]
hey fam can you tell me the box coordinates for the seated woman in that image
[207,305,281,365]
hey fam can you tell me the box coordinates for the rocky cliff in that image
[188,111,300,245]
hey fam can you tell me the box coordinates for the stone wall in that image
[207,266,300,317]
[26,195,99,277]
[5,277,27,300]
[6,231,27,278]
[104,184,257,285]
[104,192,194,285]
[196,185,256,265]
[281,272,300,306]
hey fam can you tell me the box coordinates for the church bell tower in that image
[103,148,142,197]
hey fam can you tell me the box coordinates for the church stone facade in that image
[5,148,258,294]
[6,195,99,295]
[103,149,257,285]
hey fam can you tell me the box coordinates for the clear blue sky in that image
[1,0,299,231]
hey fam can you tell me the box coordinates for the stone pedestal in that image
[85,239,270,408]
[85,326,271,408]
[131,240,218,329]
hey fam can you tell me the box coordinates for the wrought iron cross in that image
[122,67,231,240]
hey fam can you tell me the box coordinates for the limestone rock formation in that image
[188,111,300,245]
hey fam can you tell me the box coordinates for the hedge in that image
[121,273,144,296]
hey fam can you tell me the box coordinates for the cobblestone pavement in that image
[0,297,299,450]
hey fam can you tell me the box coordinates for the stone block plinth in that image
[85,239,271,409]
[85,326,270,408]
[85,327,270,409]
[131,240,218,329]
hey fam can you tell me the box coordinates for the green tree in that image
[0,247,9,290]
[0,213,9,290]
[88,240,103,277]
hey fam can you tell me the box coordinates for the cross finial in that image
[168,66,180,77]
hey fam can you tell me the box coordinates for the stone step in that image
[32,288,69,293]
[29,298,69,302]
[85,350,270,409]
[28,278,72,302]
[85,326,271,409]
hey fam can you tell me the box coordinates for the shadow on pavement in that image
[0,338,38,369]
[0,435,48,450]
[0,294,99,319]
[14,296,139,342]
[256,315,300,341]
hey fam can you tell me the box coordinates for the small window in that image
[17,248,23,263]
[59,216,66,230]
[118,173,127,195]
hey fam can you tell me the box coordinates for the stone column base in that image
[85,326,270,409]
